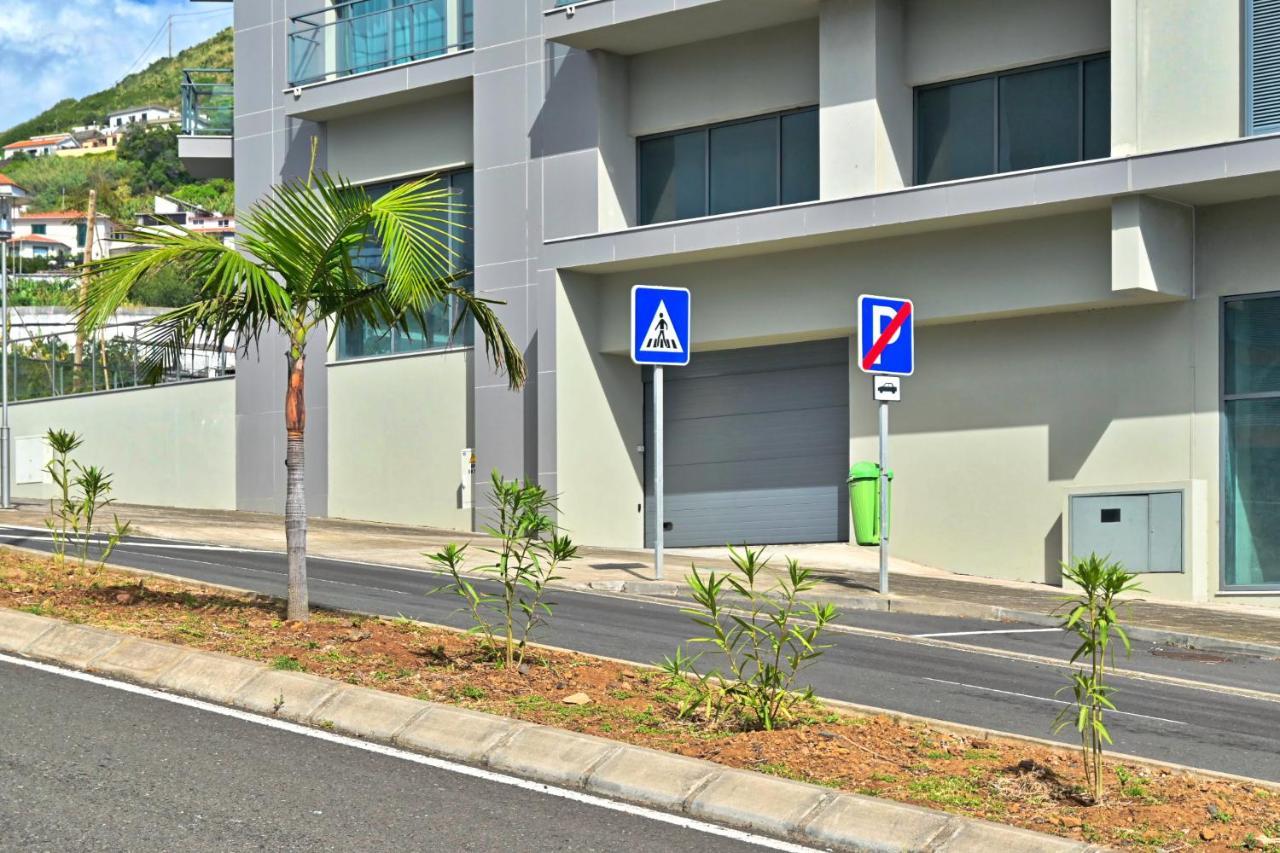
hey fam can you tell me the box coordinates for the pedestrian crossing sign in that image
[631,285,691,366]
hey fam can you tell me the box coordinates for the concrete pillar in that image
[819,0,911,199]
[1112,195,1194,298]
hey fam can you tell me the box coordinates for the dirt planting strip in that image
[2,552,1278,850]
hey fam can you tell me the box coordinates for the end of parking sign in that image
[857,294,914,376]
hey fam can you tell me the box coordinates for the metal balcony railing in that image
[180,68,234,136]
[288,0,474,87]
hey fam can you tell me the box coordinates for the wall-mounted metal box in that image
[1068,490,1183,574]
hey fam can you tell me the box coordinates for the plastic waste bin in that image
[849,462,893,546]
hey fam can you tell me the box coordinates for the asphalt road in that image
[3,527,1278,782]
[0,659,789,853]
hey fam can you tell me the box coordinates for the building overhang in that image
[283,51,474,123]
[543,0,819,55]
[177,135,233,181]
[543,134,1280,274]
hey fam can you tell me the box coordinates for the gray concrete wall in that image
[11,380,236,510]
[327,350,473,530]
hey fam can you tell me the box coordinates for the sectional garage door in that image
[644,339,850,548]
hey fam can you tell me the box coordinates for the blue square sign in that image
[632,285,691,366]
[857,294,914,376]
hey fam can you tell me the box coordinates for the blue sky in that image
[0,0,233,132]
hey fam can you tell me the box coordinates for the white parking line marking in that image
[912,628,1062,639]
[0,653,823,853]
[923,677,1189,726]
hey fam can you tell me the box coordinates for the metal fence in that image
[6,321,234,403]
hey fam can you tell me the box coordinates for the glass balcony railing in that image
[288,0,475,87]
[180,68,233,136]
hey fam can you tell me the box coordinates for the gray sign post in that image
[631,285,691,581]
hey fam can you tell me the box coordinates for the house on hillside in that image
[134,195,235,246]
[105,105,179,131]
[8,233,75,262]
[2,133,77,160]
[54,128,118,158]
[11,211,121,262]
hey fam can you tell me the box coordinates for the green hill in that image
[0,28,233,147]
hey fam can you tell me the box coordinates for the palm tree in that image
[78,170,525,621]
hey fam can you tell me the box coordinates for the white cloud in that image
[0,0,232,132]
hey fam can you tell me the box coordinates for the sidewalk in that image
[7,500,1278,649]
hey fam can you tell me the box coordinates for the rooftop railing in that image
[288,0,474,87]
[180,68,234,136]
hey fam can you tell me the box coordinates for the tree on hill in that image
[117,125,189,195]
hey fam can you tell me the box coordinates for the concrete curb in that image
[0,608,1099,853]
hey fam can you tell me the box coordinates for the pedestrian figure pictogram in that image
[640,301,684,354]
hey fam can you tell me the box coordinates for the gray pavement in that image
[0,659,783,853]
[2,527,1278,782]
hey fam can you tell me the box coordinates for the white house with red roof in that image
[10,210,121,262]
[2,133,77,160]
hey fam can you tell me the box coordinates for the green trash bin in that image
[849,462,893,546]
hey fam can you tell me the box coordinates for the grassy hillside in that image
[0,28,233,147]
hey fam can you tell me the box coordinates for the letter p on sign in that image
[857,295,914,376]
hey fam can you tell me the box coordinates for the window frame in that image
[331,166,475,365]
[1219,290,1280,592]
[635,105,820,226]
[912,52,1110,186]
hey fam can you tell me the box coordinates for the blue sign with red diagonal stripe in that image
[857,295,914,376]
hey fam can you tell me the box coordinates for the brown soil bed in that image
[2,549,1277,851]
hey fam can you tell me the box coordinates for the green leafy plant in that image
[661,546,837,731]
[428,470,578,670]
[40,429,132,569]
[43,428,83,559]
[1052,553,1144,805]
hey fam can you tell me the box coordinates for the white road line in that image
[912,628,1063,639]
[0,653,822,853]
[0,535,270,553]
[923,677,1189,726]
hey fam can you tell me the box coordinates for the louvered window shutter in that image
[1248,0,1280,134]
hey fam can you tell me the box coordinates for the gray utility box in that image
[1068,491,1183,574]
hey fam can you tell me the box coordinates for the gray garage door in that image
[644,339,849,548]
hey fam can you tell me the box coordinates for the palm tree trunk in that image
[284,350,309,621]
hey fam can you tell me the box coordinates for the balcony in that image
[177,68,233,180]
[544,0,818,55]
[288,0,474,87]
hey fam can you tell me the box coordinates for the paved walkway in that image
[6,501,1278,647]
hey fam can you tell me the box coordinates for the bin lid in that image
[849,461,881,480]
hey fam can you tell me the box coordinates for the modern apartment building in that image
[148,0,1280,610]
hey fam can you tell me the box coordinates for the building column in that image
[819,0,911,199]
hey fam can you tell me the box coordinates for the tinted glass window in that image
[781,108,820,204]
[337,170,473,360]
[916,78,995,183]
[639,131,706,225]
[1225,297,1280,396]
[1083,56,1110,160]
[915,55,1109,184]
[709,116,779,215]
[998,63,1079,172]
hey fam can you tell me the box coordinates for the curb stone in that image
[0,608,1099,852]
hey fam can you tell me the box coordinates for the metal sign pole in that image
[654,365,664,580]
[878,399,889,595]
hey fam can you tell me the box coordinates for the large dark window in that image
[336,169,473,361]
[915,55,1109,185]
[1223,294,1280,590]
[637,107,819,226]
